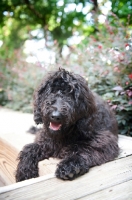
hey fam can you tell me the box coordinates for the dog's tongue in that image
[49,122,61,131]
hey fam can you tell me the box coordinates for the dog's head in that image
[33,68,96,134]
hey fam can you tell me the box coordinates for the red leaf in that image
[128,74,132,79]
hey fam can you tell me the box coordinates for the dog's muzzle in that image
[49,111,62,131]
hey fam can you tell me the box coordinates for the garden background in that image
[0,0,132,136]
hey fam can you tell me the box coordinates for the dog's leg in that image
[15,143,46,182]
[84,131,119,166]
[56,131,119,180]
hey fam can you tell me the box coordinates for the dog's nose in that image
[50,111,61,122]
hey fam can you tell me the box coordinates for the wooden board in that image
[118,135,132,158]
[39,158,60,176]
[0,138,18,186]
[81,180,132,200]
[0,108,35,151]
[0,108,35,186]
[0,155,132,199]
[38,135,132,176]
[0,139,18,186]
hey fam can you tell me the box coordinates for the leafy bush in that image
[0,50,48,112]
[109,78,132,136]
[57,14,132,136]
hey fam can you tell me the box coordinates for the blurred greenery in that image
[0,0,132,136]
[0,0,132,55]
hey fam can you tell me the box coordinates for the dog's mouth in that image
[49,122,62,131]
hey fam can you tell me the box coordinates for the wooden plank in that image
[0,138,18,186]
[0,108,35,151]
[0,155,132,200]
[0,174,55,193]
[118,135,132,158]
[38,134,132,176]
[39,158,60,176]
[80,180,132,200]
[0,108,35,186]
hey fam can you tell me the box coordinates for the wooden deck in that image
[0,108,132,199]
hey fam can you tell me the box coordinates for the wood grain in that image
[118,135,132,158]
[0,155,132,200]
[0,108,35,186]
[81,180,132,200]
[0,138,18,186]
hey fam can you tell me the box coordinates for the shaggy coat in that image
[16,68,119,181]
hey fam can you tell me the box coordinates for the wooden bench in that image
[0,108,132,199]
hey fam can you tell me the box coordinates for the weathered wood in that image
[81,180,132,200]
[0,138,18,186]
[0,108,35,186]
[0,174,55,193]
[0,155,132,199]
[118,135,132,158]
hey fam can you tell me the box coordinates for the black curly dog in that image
[16,68,119,182]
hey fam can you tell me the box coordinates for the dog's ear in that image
[73,74,96,117]
[81,86,96,117]
[33,93,42,125]
[33,69,61,124]
[33,89,43,125]
[33,78,51,125]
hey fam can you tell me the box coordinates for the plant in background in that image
[58,14,132,136]
[107,76,132,136]
[0,49,51,113]
[90,18,132,136]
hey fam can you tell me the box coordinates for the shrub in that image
[57,14,132,136]
[0,49,49,112]
[107,76,132,136]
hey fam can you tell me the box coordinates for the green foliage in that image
[111,0,132,24]
[110,80,132,136]
[1,0,132,61]
[0,50,48,112]
[56,15,132,136]
[0,0,95,56]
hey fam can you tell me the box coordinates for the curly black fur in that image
[16,68,119,182]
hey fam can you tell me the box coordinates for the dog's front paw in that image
[15,143,40,182]
[55,156,89,180]
[16,166,38,182]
